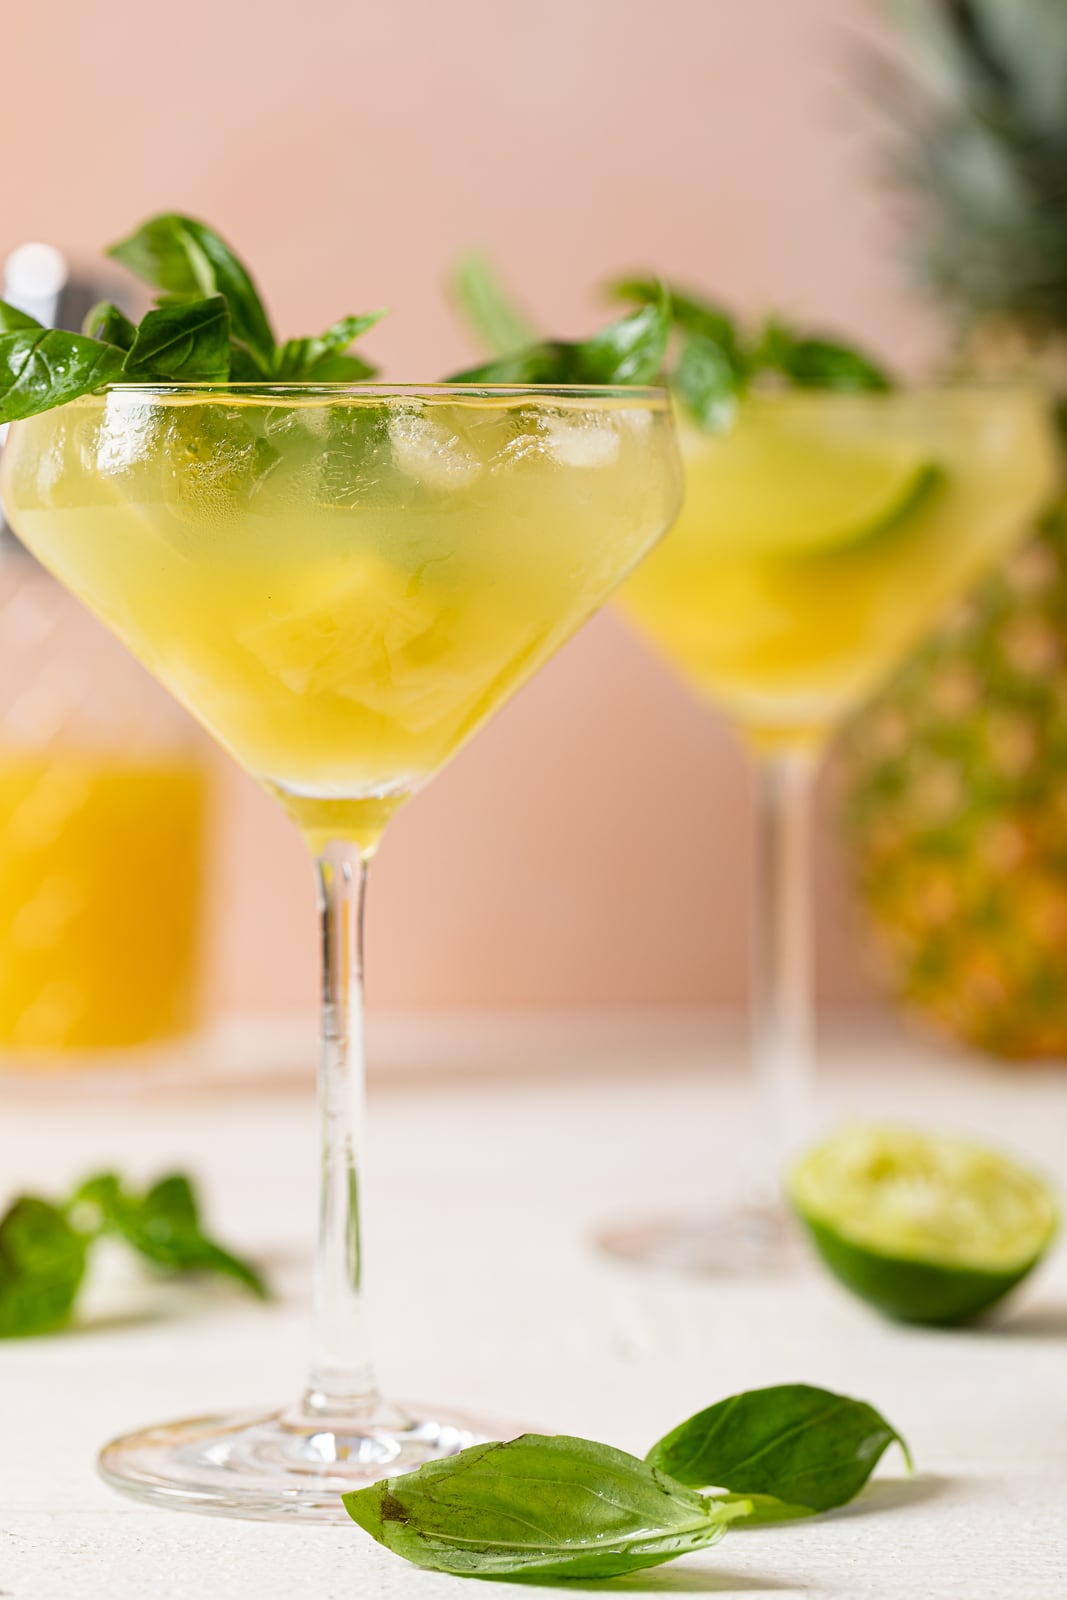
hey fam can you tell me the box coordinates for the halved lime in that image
[677,408,943,559]
[789,1126,1058,1325]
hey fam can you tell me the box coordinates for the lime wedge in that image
[789,1126,1058,1325]
[679,410,943,558]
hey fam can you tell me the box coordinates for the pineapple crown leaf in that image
[877,0,1067,333]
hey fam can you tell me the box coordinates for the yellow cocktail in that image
[621,391,1058,750]
[1,381,680,1516]
[7,389,674,853]
[604,388,1059,1275]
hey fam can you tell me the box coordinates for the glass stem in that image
[301,839,382,1421]
[751,748,818,1185]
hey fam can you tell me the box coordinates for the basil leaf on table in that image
[343,1433,750,1580]
[646,1384,911,1521]
[82,301,138,351]
[121,295,232,382]
[0,330,126,424]
[73,1171,268,1299]
[108,213,276,370]
[0,1197,88,1337]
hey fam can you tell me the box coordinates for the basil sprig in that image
[0,213,385,425]
[343,1384,909,1581]
[447,281,671,388]
[611,276,891,427]
[0,1168,267,1336]
[449,253,892,423]
[646,1383,911,1523]
[343,1434,750,1581]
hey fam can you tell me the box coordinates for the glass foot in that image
[597,1198,804,1276]
[98,1402,504,1522]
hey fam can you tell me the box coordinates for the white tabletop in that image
[3,1016,1066,1599]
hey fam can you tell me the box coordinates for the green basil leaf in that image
[447,342,572,384]
[82,301,137,350]
[675,333,742,430]
[0,330,126,424]
[0,1197,88,1337]
[73,1170,268,1300]
[343,1433,749,1580]
[611,276,743,369]
[646,1384,911,1519]
[107,214,275,368]
[447,290,670,388]
[450,253,539,356]
[0,300,43,334]
[273,311,385,380]
[122,296,231,382]
[302,351,376,382]
[574,283,671,384]
[756,318,891,391]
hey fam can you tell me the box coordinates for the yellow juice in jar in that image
[0,751,205,1052]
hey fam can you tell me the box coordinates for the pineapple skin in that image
[843,498,1067,1061]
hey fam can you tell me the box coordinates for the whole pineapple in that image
[844,0,1067,1058]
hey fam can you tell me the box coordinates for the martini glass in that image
[600,388,1059,1275]
[1,382,680,1520]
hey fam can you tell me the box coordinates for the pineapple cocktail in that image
[6,388,672,854]
[2,383,680,1514]
[606,384,1059,1275]
[0,212,681,1521]
[621,391,1058,751]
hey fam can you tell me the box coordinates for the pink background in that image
[4,0,943,1019]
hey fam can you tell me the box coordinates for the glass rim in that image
[97,381,671,403]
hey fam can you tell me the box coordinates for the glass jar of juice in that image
[0,545,208,1057]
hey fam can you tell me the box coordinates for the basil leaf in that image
[302,351,376,382]
[73,1171,268,1299]
[448,289,671,387]
[0,330,126,424]
[343,1434,749,1580]
[675,333,741,430]
[83,301,137,350]
[646,1384,911,1520]
[611,275,743,370]
[107,214,275,368]
[756,318,891,392]
[0,300,43,333]
[574,284,671,384]
[274,311,385,380]
[448,342,573,384]
[450,252,539,356]
[0,1197,88,1337]
[122,296,231,382]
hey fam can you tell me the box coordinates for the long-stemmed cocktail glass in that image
[1,382,681,1519]
[601,388,1059,1273]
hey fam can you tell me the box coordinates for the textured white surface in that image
[3,1018,1067,1598]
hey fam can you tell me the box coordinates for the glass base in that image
[98,1402,503,1523]
[597,1198,803,1277]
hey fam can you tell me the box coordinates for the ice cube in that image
[539,413,620,469]
[389,412,482,490]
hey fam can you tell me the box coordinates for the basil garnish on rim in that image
[0,213,386,425]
